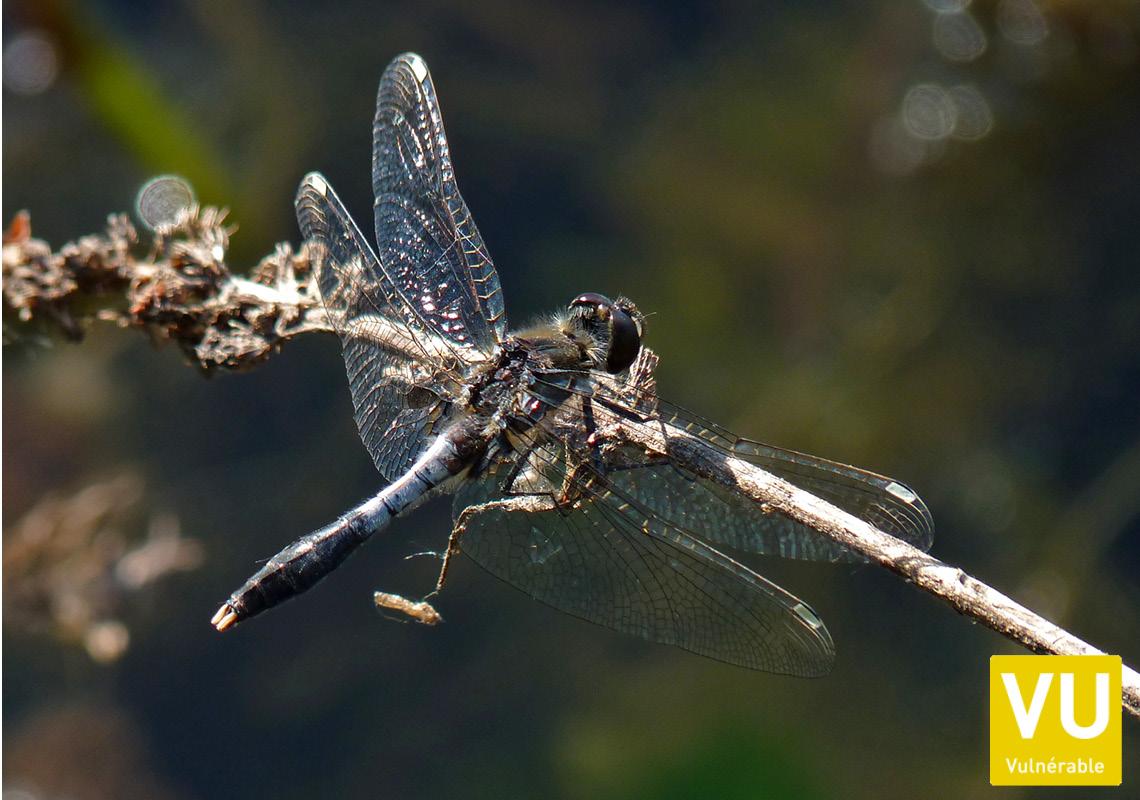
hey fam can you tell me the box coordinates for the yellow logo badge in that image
[990,655,1122,786]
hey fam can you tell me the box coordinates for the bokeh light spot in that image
[135,175,196,230]
[902,84,956,141]
[933,11,987,62]
[948,84,993,140]
[2,31,60,95]
[997,0,1048,46]
[921,0,971,13]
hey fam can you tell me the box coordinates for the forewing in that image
[528,349,934,562]
[454,442,835,676]
[296,174,460,481]
[643,402,934,560]
[372,53,507,352]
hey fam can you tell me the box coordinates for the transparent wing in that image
[296,174,463,482]
[372,53,507,352]
[454,438,835,676]
[526,348,934,562]
[641,402,934,560]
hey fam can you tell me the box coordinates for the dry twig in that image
[601,415,1140,718]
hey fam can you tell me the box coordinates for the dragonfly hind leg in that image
[434,494,560,593]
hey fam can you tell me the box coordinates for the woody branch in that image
[601,418,1140,719]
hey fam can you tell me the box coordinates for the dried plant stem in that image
[6,210,1137,717]
[603,417,1140,719]
[2,208,330,371]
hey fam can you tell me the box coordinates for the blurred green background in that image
[4,1,1138,797]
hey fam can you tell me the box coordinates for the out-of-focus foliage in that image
[3,1,1138,798]
[5,472,202,663]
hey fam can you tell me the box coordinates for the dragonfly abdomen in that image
[212,421,488,631]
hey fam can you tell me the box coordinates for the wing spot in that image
[407,54,429,83]
[885,481,918,503]
[792,602,825,630]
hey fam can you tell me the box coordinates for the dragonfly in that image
[211,52,933,676]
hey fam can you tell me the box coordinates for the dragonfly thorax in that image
[463,294,645,434]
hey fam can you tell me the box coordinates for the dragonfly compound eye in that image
[605,305,641,373]
[569,293,639,372]
[569,292,612,315]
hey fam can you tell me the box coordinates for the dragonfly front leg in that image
[434,494,560,593]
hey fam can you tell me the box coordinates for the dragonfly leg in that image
[434,494,559,593]
[580,396,607,476]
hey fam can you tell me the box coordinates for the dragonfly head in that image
[568,293,644,373]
